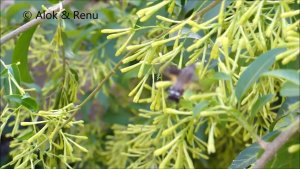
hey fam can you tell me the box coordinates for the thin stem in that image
[58,19,67,83]
[78,60,123,108]
[231,110,262,143]
[254,117,300,169]
[0,0,72,44]
[194,0,222,19]
[134,26,169,31]
[52,54,129,140]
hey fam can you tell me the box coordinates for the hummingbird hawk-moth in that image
[163,64,196,102]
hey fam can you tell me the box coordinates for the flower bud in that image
[101,28,131,33]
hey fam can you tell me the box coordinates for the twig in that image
[254,117,300,169]
[194,0,222,18]
[231,110,263,145]
[51,56,126,140]
[78,59,124,108]
[0,0,72,44]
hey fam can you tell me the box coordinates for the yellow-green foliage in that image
[0,0,299,169]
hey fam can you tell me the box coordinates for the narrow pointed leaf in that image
[235,48,286,102]
[12,26,37,83]
[262,69,300,86]
[229,131,279,169]
[251,94,274,118]
[280,82,300,97]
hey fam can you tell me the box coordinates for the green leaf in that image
[251,94,274,118]
[21,94,39,112]
[192,101,209,116]
[229,131,279,169]
[266,134,300,168]
[5,94,38,112]
[17,128,34,141]
[179,98,194,110]
[98,91,109,111]
[1,68,8,77]
[182,0,205,17]
[5,3,31,23]
[229,143,260,169]
[277,97,299,117]
[12,26,37,83]
[202,0,232,22]
[235,48,286,102]
[213,72,230,80]
[273,112,299,131]
[47,0,59,4]
[262,69,300,86]
[280,82,300,97]
[269,97,299,131]
[10,64,21,84]
[5,94,23,104]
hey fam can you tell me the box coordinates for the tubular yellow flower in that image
[27,124,49,143]
[162,118,190,136]
[154,133,181,156]
[288,144,300,153]
[137,1,170,22]
[235,0,243,9]
[187,20,202,30]
[239,1,259,25]
[199,111,227,117]
[281,10,300,18]
[128,75,147,97]
[152,45,181,63]
[150,98,156,111]
[282,50,299,65]
[164,108,192,115]
[138,62,145,78]
[154,92,161,110]
[101,28,131,33]
[189,93,218,101]
[67,137,88,153]
[287,20,300,31]
[156,15,180,23]
[186,48,203,65]
[266,9,279,37]
[169,22,186,34]
[155,81,172,88]
[106,31,130,39]
[218,61,228,73]
[120,62,142,73]
[287,30,300,37]
[21,121,48,126]
[187,28,217,52]
[138,98,152,103]
[152,36,179,47]
[159,144,176,169]
[183,142,194,169]
[207,123,216,154]
[276,49,297,61]
[136,8,147,18]
[123,48,148,63]
[115,32,135,56]
[150,91,160,111]
[210,40,220,59]
[126,42,152,50]
[174,144,183,169]
[167,0,175,14]
[218,0,225,25]
[133,78,147,103]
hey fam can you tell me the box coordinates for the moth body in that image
[166,64,196,102]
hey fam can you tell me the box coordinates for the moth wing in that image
[162,65,181,82]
